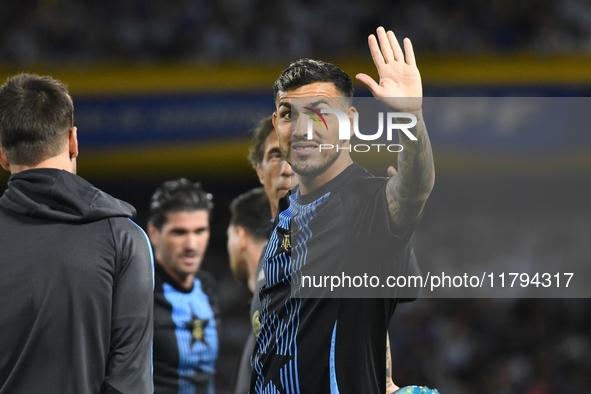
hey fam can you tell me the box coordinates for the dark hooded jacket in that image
[0,169,154,394]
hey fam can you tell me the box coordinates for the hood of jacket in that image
[0,168,136,223]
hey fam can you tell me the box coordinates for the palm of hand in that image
[356,27,423,114]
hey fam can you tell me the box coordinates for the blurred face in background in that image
[148,210,210,287]
[226,223,249,286]
[255,131,292,217]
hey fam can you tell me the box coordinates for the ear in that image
[346,106,358,139]
[68,127,79,159]
[254,162,265,186]
[147,222,159,246]
[235,226,249,252]
[0,146,10,172]
[272,111,278,135]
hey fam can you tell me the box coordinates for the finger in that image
[387,165,397,177]
[367,34,386,69]
[376,26,394,63]
[355,73,381,96]
[403,37,416,66]
[387,30,404,62]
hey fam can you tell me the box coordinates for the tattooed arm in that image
[357,27,434,230]
[385,333,400,394]
[386,112,434,229]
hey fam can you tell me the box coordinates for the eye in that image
[265,149,283,163]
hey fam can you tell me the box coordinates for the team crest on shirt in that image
[186,310,209,346]
[252,310,261,337]
[280,231,291,251]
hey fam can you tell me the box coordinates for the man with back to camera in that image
[233,116,427,393]
[0,73,154,394]
[227,187,273,295]
[147,178,220,394]
[226,187,273,364]
[249,27,437,394]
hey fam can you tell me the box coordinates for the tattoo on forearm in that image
[386,112,435,228]
[386,334,393,386]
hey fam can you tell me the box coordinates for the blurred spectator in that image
[388,193,591,394]
[2,0,591,66]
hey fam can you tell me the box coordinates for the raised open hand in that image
[356,27,423,114]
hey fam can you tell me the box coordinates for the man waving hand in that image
[250,27,435,394]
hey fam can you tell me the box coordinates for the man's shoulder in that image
[346,164,387,186]
[108,216,145,233]
[1,169,137,223]
[107,217,151,253]
[333,167,388,205]
[279,165,387,215]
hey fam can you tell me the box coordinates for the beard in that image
[284,137,347,178]
[291,148,341,177]
[230,256,250,288]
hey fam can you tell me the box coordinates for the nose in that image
[280,160,292,176]
[185,233,199,250]
[293,112,310,139]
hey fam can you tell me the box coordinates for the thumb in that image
[355,73,380,96]
[387,165,397,177]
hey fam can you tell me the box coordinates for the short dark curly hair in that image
[248,116,275,168]
[272,58,354,105]
[148,178,213,229]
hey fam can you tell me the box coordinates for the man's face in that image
[273,82,352,178]
[226,224,248,286]
[255,131,292,214]
[149,210,210,281]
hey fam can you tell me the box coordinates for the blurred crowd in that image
[392,298,591,393]
[387,194,591,394]
[2,0,591,66]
